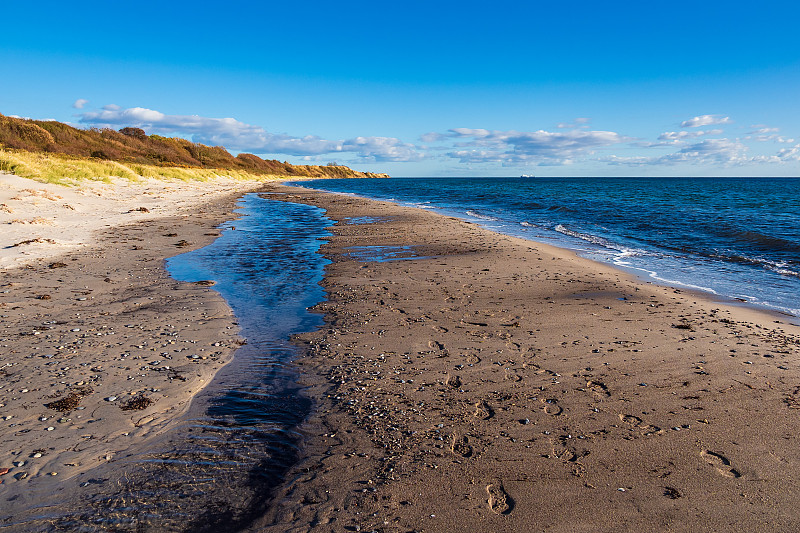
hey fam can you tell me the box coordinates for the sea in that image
[291,177,800,319]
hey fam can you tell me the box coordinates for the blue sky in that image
[2,0,799,176]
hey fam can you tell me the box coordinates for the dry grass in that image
[0,148,282,185]
[0,113,389,180]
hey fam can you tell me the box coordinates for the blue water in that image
[291,177,800,318]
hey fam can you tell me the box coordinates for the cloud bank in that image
[78,105,422,162]
[441,127,627,166]
[76,106,798,170]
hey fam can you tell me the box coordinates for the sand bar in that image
[252,184,800,532]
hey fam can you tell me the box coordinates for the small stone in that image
[105,396,117,402]
[32,453,42,458]
[46,426,55,431]
[49,472,58,476]
[71,328,80,332]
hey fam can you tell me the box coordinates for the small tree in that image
[119,127,147,139]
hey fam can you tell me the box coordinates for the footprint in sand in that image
[700,450,741,478]
[465,354,481,365]
[474,400,493,420]
[618,414,663,436]
[451,434,473,457]
[586,380,610,399]
[486,480,512,514]
[446,374,462,388]
[504,368,522,382]
[619,414,642,425]
[429,340,446,351]
[541,399,563,416]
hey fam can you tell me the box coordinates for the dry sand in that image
[0,172,268,518]
[252,185,800,533]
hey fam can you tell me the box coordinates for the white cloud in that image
[420,132,446,143]
[747,134,795,144]
[743,126,793,144]
[440,127,626,165]
[72,99,89,109]
[341,137,423,162]
[680,114,732,128]
[777,144,800,161]
[603,138,759,166]
[657,129,724,141]
[77,105,423,162]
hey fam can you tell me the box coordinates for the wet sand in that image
[254,185,800,532]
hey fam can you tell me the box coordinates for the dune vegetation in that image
[0,148,276,185]
[0,113,388,183]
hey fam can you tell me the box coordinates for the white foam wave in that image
[760,259,800,278]
[554,224,645,257]
[466,210,500,221]
[621,265,720,295]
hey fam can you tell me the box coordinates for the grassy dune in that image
[0,113,388,181]
[0,148,280,185]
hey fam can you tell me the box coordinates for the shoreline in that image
[254,184,800,532]
[287,178,800,323]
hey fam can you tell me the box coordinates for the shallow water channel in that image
[54,194,332,531]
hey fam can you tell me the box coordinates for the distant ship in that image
[520,174,536,178]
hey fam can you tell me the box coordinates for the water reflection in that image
[53,194,331,532]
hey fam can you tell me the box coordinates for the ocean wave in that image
[765,264,800,279]
[708,251,800,278]
[554,224,645,257]
[712,227,800,254]
[466,210,500,221]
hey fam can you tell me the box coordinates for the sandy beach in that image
[2,174,800,532]
[0,172,270,521]
[254,184,800,532]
